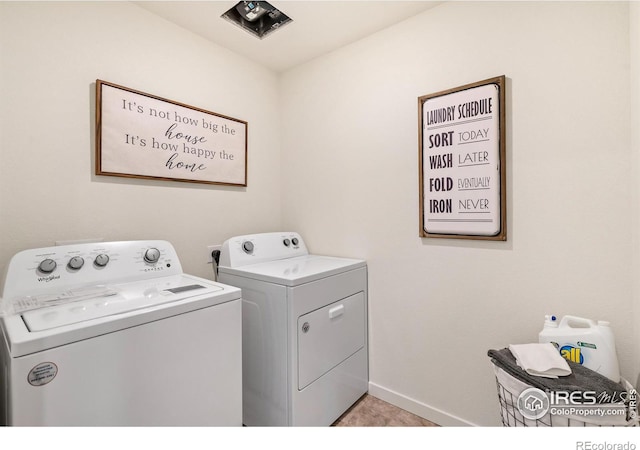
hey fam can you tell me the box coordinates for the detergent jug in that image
[538,315,620,382]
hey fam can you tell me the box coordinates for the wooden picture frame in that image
[96,80,247,186]
[418,75,506,240]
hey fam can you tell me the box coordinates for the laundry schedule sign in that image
[418,76,506,240]
[96,80,247,186]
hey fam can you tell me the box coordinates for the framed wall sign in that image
[96,80,247,186]
[418,75,506,240]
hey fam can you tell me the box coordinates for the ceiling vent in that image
[221,1,292,40]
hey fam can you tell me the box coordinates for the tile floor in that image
[333,394,439,427]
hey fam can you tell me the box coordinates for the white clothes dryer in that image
[218,232,368,426]
[0,240,242,426]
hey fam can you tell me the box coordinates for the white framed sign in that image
[96,80,247,186]
[418,75,506,240]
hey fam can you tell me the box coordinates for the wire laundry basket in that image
[491,361,638,427]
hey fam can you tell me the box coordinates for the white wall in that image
[281,1,635,425]
[632,1,640,388]
[1,0,637,428]
[0,1,282,281]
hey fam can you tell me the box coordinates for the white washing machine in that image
[0,240,242,426]
[218,232,368,426]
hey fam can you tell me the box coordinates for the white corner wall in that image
[0,1,282,281]
[281,2,635,425]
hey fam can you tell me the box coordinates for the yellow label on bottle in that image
[560,345,583,364]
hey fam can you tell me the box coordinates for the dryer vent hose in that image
[211,250,221,281]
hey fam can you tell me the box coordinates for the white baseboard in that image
[368,382,478,427]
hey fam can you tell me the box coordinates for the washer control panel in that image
[2,240,183,300]
[220,232,308,268]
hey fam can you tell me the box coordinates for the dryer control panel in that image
[2,240,183,301]
[219,232,309,268]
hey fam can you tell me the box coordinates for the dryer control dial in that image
[144,248,161,264]
[242,241,254,254]
[38,258,57,274]
[67,256,84,270]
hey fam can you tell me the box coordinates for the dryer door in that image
[297,292,365,390]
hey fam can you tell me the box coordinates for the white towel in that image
[508,343,571,379]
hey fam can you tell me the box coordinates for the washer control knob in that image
[144,248,161,264]
[283,238,290,247]
[94,254,110,267]
[38,258,57,274]
[67,256,85,270]
[292,237,299,246]
[242,241,254,254]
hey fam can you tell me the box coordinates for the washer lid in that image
[21,275,223,332]
[2,274,241,357]
[218,254,366,286]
